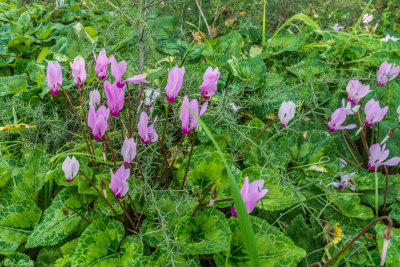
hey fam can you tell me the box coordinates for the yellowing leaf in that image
[328,224,342,245]
[305,165,328,173]
[0,124,37,131]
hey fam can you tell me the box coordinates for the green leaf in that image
[0,156,11,189]
[242,167,305,211]
[36,246,63,267]
[0,200,41,254]
[389,202,400,222]
[72,218,143,266]
[286,59,330,81]
[175,151,241,207]
[9,11,30,35]
[273,14,321,36]
[174,207,231,254]
[26,187,92,248]
[262,33,306,56]
[214,216,306,266]
[0,253,34,267]
[228,55,266,88]
[37,47,54,63]
[64,22,95,59]
[0,74,28,96]
[148,247,200,267]
[376,224,400,267]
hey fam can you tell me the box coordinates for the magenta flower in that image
[180,96,208,135]
[368,143,400,171]
[199,66,220,100]
[377,62,400,87]
[104,81,124,117]
[363,13,373,25]
[328,107,356,132]
[69,57,86,88]
[47,61,62,95]
[364,99,388,127]
[231,177,268,217]
[165,65,185,102]
[62,156,79,182]
[93,48,110,80]
[328,173,355,191]
[121,137,136,166]
[88,105,110,141]
[138,111,158,144]
[346,79,371,105]
[109,165,130,199]
[278,101,296,127]
[89,90,100,108]
[110,56,149,88]
[124,73,150,85]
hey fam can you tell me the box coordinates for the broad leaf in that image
[0,253,34,267]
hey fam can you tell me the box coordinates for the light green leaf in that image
[72,218,143,266]
[0,200,41,254]
[0,253,34,267]
[214,216,306,267]
[0,74,28,96]
[37,48,54,63]
[273,14,322,36]
[174,207,231,254]
[64,23,95,59]
[26,187,92,248]
[148,247,200,267]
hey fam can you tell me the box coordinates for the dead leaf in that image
[193,31,206,43]
[210,25,218,37]
[239,11,246,17]
[0,124,37,131]
[225,15,237,27]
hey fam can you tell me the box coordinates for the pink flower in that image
[368,143,400,171]
[364,99,388,127]
[328,107,356,132]
[144,88,160,108]
[62,156,79,182]
[88,105,110,141]
[121,137,136,166]
[180,96,208,135]
[89,90,100,108]
[104,81,124,117]
[397,105,400,126]
[346,80,371,105]
[138,111,158,144]
[110,56,149,88]
[199,66,220,100]
[279,101,296,127]
[363,13,373,25]
[165,65,185,102]
[109,165,130,199]
[69,57,86,88]
[231,177,268,217]
[377,62,400,87]
[93,48,110,80]
[380,227,394,266]
[47,61,62,95]
[328,173,356,191]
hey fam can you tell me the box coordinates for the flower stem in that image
[235,116,277,160]
[341,131,362,167]
[191,182,216,217]
[181,131,196,190]
[154,102,171,184]
[383,166,389,213]
[125,83,133,137]
[105,132,118,170]
[118,199,136,231]
[78,170,119,218]
[313,216,393,267]
[127,194,140,226]
[60,84,95,166]
[200,198,233,206]
[62,206,90,224]
[135,158,145,182]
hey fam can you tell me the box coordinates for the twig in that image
[63,206,90,224]
[235,116,277,160]
[105,0,135,24]
[194,0,212,38]
[191,182,216,217]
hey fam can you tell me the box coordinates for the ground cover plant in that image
[1,0,400,266]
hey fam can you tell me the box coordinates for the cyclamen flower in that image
[364,99,388,127]
[110,56,149,88]
[381,35,400,42]
[397,105,400,126]
[138,111,158,144]
[328,107,356,132]
[62,156,79,182]
[93,48,111,80]
[230,102,239,113]
[377,62,400,87]
[104,81,124,117]
[121,137,136,166]
[165,65,185,102]
[69,57,86,88]
[89,90,100,108]
[328,173,356,191]
[47,61,62,95]
[144,88,161,108]
[199,66,220,100]
[109,165,130,199]
[363,13,373,25]
[231,177,268,217]
[180,96,208,135]
[331,23,344,31]
[88,105,110,141]
[342,99,360,115]
[278,101,296,127]
[380,227,395,266]
[346,79,371,105]
[368,143,400,171]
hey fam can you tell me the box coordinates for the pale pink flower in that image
[377,62,400,87]
[364,99,388,127]
[109,165,130,199]
[368,143,400,171]
[47,61,62,95]
[328,107,356,132]
[121,137,136,166]
[346,79,371,105]
[278,101,296,127]
[137,111,158,144]
[62,156,79,182]
[69,57,86,88]
[363,13,373,25]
